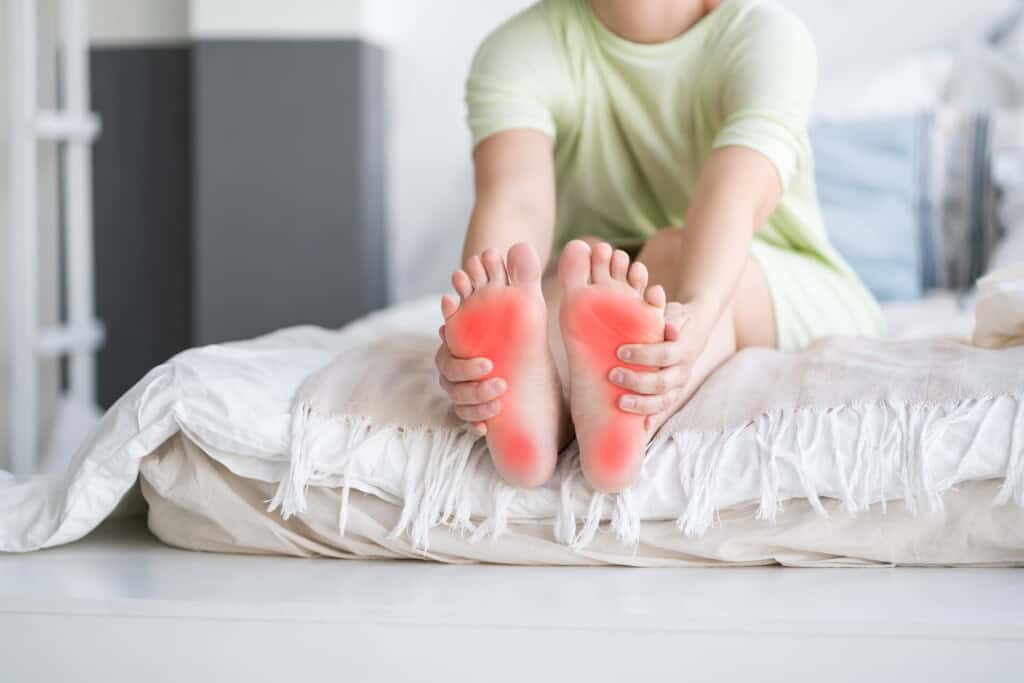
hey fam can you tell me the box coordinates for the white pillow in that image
[989,108,1024,273]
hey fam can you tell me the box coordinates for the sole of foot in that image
[558,240,665,492]
[442,243,562,487]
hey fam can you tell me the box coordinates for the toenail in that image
[618,348,632,361]
[621,396,637,410]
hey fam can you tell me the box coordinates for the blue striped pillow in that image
[811,112,1003,299]
[810,116,934,301]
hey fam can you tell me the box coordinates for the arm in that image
[605,146,782,425]
[675,4,813,333]
[461,129,556,263]
[671,144,781,341]
[609,5,815,418]
[436,129,555,432]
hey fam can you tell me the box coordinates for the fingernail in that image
[618,348,632,361]
[609,369,624,384]
[492,379,506,393]
[477,360,492,373]
[621,396,637,410]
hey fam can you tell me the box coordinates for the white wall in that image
[386,1,534,302]
[90,0,189,45]
[189,0,390,40]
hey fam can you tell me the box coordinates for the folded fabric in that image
[266,310,1024,551]
[974,263,1024,347]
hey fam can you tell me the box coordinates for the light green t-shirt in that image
[464,0,885,349]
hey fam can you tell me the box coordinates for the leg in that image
[550,230,775,492]
[443,245,572,487]
[628,228,776,430]
[557,241,667,491]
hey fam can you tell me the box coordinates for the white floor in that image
[1,517,1023,682]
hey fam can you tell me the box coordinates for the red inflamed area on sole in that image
[561,288,663,492]
[444,288,551,484]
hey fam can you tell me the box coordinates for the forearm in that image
[462,129,557,268]
[674,204,756,332]
[673,146,781,332]
[462,196,554,267]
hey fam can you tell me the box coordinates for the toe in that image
[558,239,592,292]
[507,242,542,286]
[627,261,649,292]
[452,270,473,299]
[481,248,507,285]
[465,255,487,287]
[590,242,614,283]
[644,284,666,311]
[441,294,459,320]
[611,249,629,282]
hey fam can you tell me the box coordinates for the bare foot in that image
[442,243,563,487]
[558,241,665,492]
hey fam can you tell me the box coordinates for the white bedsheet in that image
[0,277,1021,554]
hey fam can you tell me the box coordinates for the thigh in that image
[750,239,885,352]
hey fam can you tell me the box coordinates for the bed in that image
[1,279,1022,681]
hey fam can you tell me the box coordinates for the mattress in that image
[141,432,1024,566]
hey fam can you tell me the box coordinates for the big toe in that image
[558,239,592,292]
[507,242,542,286]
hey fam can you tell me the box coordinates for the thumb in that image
[663,303,688,341]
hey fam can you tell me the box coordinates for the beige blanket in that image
[141,434,1024,567]
[133,267,1024,565]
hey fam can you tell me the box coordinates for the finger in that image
[436,347,492,382]
[663,302,689,340]
[644,410,672,433]
[471,422,488,436]
[608,364,689,395]
[618,389,681,416]
[617,339,690,368]
[455,400,502,423]
[440,376,508,405]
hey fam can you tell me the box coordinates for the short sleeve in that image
[465,6,564,149]
[711,3,817,190]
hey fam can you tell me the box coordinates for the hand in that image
[607,301,709,430]
[435,325,506,436]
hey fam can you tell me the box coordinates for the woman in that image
[434,0,884,492]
